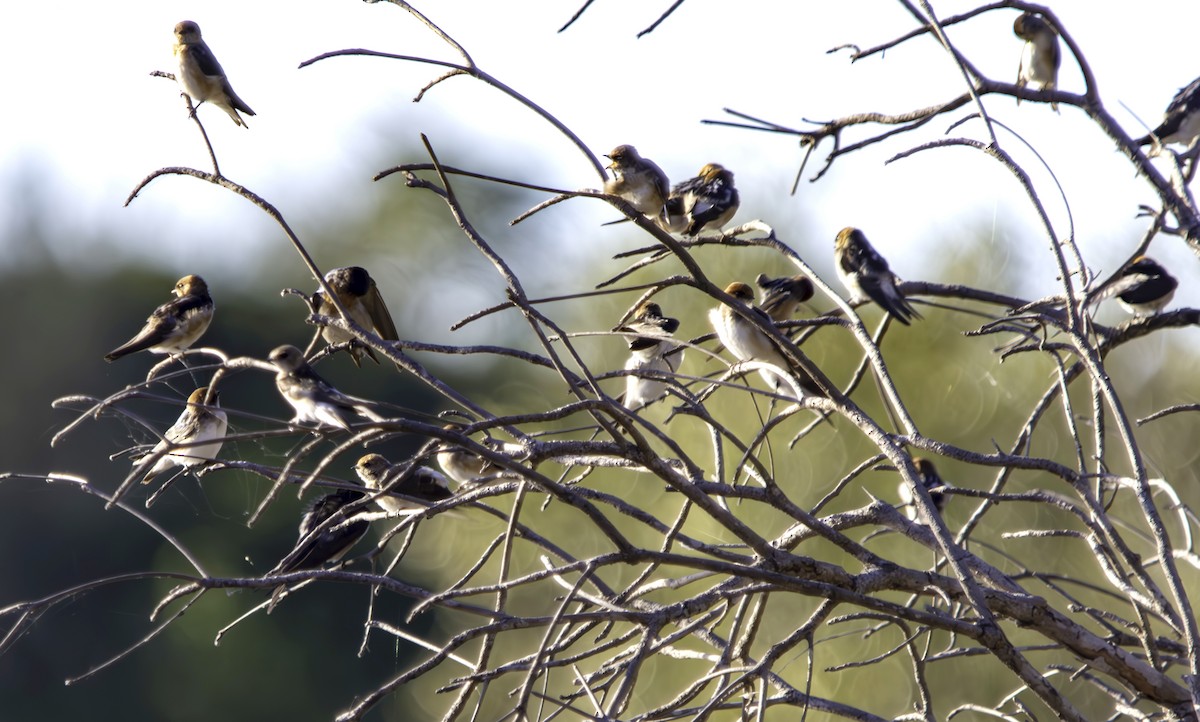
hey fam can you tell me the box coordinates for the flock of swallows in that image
[99,17,1193,584]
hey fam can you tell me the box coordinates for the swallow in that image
[617,302,683,411]
[134,387,228,484]
[436,427,492,484]
[265,486,370,601]
[1013,12,1061,111]
[709,282,821,401]
[834,227,920,325]
[1135,76,1200,151]
[603,145,670,220]
[268,345,383,430]
[173,20,255,127]
[353,453,453,515]
[314,267,400,366]
[1092,256,1178,316]
[661,163,739,236]
[898,457,949,521]
[435,424,527,484]
[105,275,214,362]
[755,273,815,324]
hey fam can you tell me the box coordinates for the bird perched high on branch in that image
[1013,12,1061,111]
[173,20,256,127]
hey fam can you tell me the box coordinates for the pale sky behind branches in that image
[3,0,1200,325]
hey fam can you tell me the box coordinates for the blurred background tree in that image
[3,1,1200,721]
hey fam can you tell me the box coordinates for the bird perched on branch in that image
[435,424,527,484]
[265,485,371,609]
[313,266,400,366]
[661,163,739,236]
[603,145,670,221]
[134,387,228,485]
[353,453,453,515]
[1134,76,1200,152]
[709,282,821,401]
[755,273,814,324]
[898,457,949,521]
[1013,12,1061,111]
[1091,256,1178,316]
[105,275,214,362]
[173,20,255,127]
[436,428,492,484]
[617,302,683,411]
[268,345,383,430]
[834,227,920,325]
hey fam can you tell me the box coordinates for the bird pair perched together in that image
[1013,11,1200,153]
[603,145,739,237]
[710,227,918,403]
[263,453,457,587]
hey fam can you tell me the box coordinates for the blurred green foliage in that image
[2,149,1199,722]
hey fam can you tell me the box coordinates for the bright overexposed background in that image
[3,0,1199,314]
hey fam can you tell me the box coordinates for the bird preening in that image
[662,163,740,236]
[313,266,400,366]
[1013,12,1061,111]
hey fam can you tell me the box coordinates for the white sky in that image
[3,0,1199,321]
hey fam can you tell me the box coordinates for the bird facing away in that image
[1094,256,1179,316]
[617,302,683,411]
[353,453,453,515]
[266,487,371,580]
[755,273,815,324]
[898,457,949,521]
[105,275,214,362]
[314,266,401,366]
[268,345,382,430]
[135,387,228,484]
[1013,12,1061,111]
[709,282,818,401]
[834,227,921,325]
[173,20,255,127]
[1135,76,1200,151]
[661,163,740,236]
